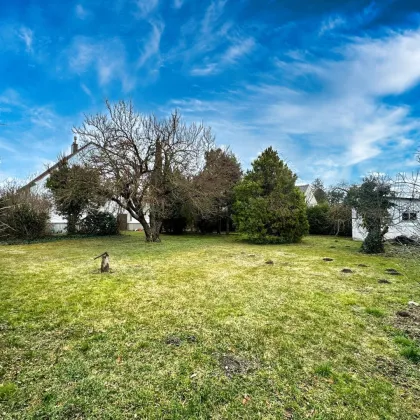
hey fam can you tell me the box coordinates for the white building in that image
[352,178,420,241]
[23,138,146,233]
[297,184,318,207]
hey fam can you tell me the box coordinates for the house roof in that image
[297,184,310,194]
[21,141,91,191]
[391,180,420,200]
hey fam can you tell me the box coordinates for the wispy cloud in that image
[67,37,136,91]
[18,27,33,52]
[166,27,420,183]
[222,38,255,63]
[319,15,346,35]
[168,0,255,76]
[201,0,226,36]
[137,20,164,68]
[80,83,93,98]
[357,1,380,25]
[75,4,89,19]
[0,90,76,180]
[136,0,159,18]
[319,2,383,36]
[191,37,255,76]
[173,0,184,9]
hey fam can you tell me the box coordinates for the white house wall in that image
[305,189,318,207]
[32,178,149,233]
[352,198,420,241]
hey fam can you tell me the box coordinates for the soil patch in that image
[341,268,353,273]
[219,354,255,377]
[165,334,197,346]
[378,279,391,284]
[385,268,402,275]
[393,306,420,341]
[358,264,368,267]
[323,258,334,262]
[265,260,274,265]
[165,335,182,346]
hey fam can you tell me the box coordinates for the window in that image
[402,212,418,221]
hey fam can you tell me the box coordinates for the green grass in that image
[1,233,419,419]
[365,307,386,317]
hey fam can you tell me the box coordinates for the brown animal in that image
[94,252,110,273]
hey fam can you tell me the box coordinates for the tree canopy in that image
[46,160,103,234]
[347,175,394,253]
[73,100,214,242]
[233,147,308,243]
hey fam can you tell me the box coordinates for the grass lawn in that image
[1,233,419,419]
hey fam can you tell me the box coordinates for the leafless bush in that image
[0,181,51,240]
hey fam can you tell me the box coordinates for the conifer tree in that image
[233,147,308,243]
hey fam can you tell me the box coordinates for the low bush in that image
[80,211,119,236]
[307,204,332,235]
[0,183,51,241]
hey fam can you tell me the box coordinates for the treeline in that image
[0,100,348,244]
[2,100,416,254]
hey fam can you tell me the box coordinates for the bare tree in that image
[73,100,214,242]
[0,180,51,240]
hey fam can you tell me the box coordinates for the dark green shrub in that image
[162,216,188,234]
[80,211,119,236]
[306,204,332,235]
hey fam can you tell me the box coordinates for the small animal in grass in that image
[94,252,110,273]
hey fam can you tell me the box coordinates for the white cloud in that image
[68,37,136,92]
[357,1,380,25]
[173,0,184,9]
[191,37,255,76]
[75,4,89,19]
[222,38,255,63]
[80,83,92,98]
[319,15,346,35]
[201,0,226,36]
[190,63,218,76]
[167,0,248,75]
[165,27,420,183]
[0,139,17,153]
[18,27,33,52]
[136,0,159,18]
[137,20,164,67]
[0,89,22,106]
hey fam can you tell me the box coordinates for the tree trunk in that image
[67,214,78,235]
[146,208,161,242]
[226,206,230,235]
[136,211,160,242]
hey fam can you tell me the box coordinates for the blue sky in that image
[1,0,420,185]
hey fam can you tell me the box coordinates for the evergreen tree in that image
[195,148,242,234]
[312,178,328,204]
[233,147,308,243]
[46,161,103,234]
